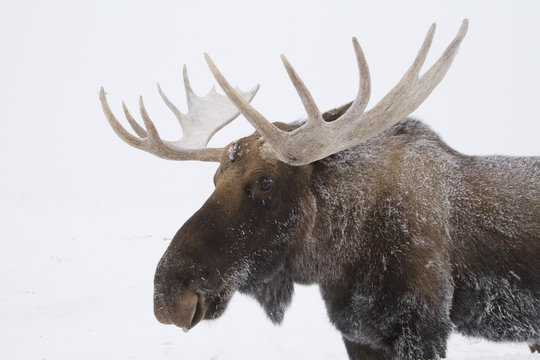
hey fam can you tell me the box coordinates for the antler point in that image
[459,19,469,36]
[280,54,293,70]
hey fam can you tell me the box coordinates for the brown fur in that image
[153,110,539,359]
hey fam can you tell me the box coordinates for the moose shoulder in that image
[100,20,540,360]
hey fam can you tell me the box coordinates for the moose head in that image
[100,20,540,359]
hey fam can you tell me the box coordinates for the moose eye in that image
[258,179,273,192]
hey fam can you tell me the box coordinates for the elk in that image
[100,20,540,360]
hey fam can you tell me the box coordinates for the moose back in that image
[100,20,540,360]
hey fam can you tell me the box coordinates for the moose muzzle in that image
[154,289,208,331]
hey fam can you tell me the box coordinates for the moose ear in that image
[250,269,294,324]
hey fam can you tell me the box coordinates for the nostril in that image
[155,309,172,325]
[154,290,201,329]
[154,295,172,325]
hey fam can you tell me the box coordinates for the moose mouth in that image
[154,288,233,331]
[154,290,207,331]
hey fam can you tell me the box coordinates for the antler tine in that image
[138,96,163,144]
[100,87,145,148]
[182,64,196,99]
[157,82,186,130]
[280,55,324,125]
[406,23,436,80]
[122,101,148,137]
[336,37,372,125]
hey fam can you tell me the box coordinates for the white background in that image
[1,1,539,359]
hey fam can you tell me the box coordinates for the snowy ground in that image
[1,204,538,360]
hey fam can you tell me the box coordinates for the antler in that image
[100,65,259,162]
[205,20,468,166]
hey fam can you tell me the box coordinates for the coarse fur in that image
[153,105,540,359]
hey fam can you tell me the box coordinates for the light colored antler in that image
[100,65,259,162]
[205,20,468,166]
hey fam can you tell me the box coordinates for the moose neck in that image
[286,119,457,288]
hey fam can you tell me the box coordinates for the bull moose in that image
[100,20,540,360]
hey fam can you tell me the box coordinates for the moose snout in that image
[153,211,228,330]
[153,289,208,330]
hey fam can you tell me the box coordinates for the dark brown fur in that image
[154,108,540,359]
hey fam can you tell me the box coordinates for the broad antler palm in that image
[100,65,259,162]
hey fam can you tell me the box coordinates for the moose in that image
[100,20,540,360]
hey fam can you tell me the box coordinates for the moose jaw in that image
[100,19,540,360]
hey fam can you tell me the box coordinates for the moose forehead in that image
[214,123,299,184]
[214,134,271,185]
